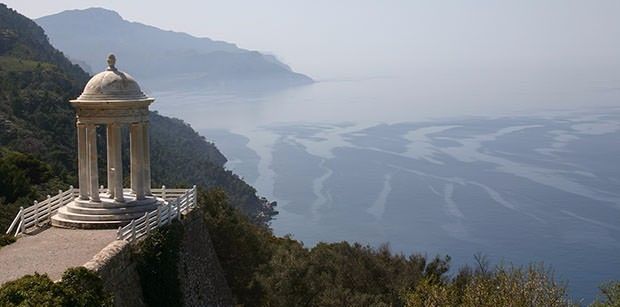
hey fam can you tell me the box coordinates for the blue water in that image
[151,76,620,301]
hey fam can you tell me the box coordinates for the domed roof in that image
[74,54,150,102]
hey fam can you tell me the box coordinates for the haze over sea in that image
[151,71,620,301]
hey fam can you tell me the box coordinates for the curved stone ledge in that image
[83,239,145,307]
[51,194,163,229]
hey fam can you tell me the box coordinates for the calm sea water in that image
[151,75,620,301]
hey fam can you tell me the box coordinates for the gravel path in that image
[0,227,116,285]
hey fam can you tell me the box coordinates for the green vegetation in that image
[0,148,59,203]
[0,234,16,248]
[134,222,184,307]
[201,188,274,305]
[200,188,620,307]
[201,189,456,306]
[592,282,620,307]
[0,267,112,306]
[404,263,572,307]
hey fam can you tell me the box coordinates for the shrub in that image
[0,273,64,306]
[0,267,112,307]
[0,234,16,247]
[592,281,620,307]
[60,267,113,307]
[200,188,273,306]
[404,263,575,307]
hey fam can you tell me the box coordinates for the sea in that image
[150,72,620,302]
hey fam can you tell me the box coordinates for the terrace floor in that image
[0,227,116,285]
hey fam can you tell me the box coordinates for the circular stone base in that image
[74,192,158,208]
[51,192,164,229]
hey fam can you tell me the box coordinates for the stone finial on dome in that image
[107,54,117,71]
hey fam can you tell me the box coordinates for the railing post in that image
[49,191,58,222]
[167,203,172,225]
[177,201,182,221]
[131,220,136,241]
[44,195,51,223]
[6,208,23,235]
[161,185,166,200]
[145,212,151,235]
[117,226,122,240]
[18,207,25,235]
[156,206,162,227]
[193,185,197,207]
[33,200,39,227]
[69,185,75,198]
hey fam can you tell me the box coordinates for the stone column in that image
[111,124,124,203]
[87,124,100,202]
[77,123,89,200]
[130,123,145,200]
[142,121,151,195]
[106,125,115,199]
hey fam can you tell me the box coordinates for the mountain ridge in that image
[0,3,276,229]
[35,7,313,91]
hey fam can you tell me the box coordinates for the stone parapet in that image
[177,209,233,307]
[84,240,145,307]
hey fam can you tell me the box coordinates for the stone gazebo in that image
[51,54,163,229]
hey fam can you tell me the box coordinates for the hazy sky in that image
[3,0,620,79]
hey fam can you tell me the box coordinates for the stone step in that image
[51,215,128,229]
[56,207,147,222]
[65,202,159,215]
[74,194,160,208]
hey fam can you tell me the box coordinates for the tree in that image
[592,282,620,307]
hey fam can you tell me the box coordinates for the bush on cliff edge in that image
[199,188,583,307]
[0,267,112,307]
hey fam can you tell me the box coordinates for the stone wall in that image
[84,240,146,307]
[83,209,233,307]
[177,209,233,307]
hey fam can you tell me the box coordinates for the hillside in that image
[0,3,275,230]
[35,7,313,91]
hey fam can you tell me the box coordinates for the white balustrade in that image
[5,186,75,236]
[116,186,197,242]
[5,185,197,243]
